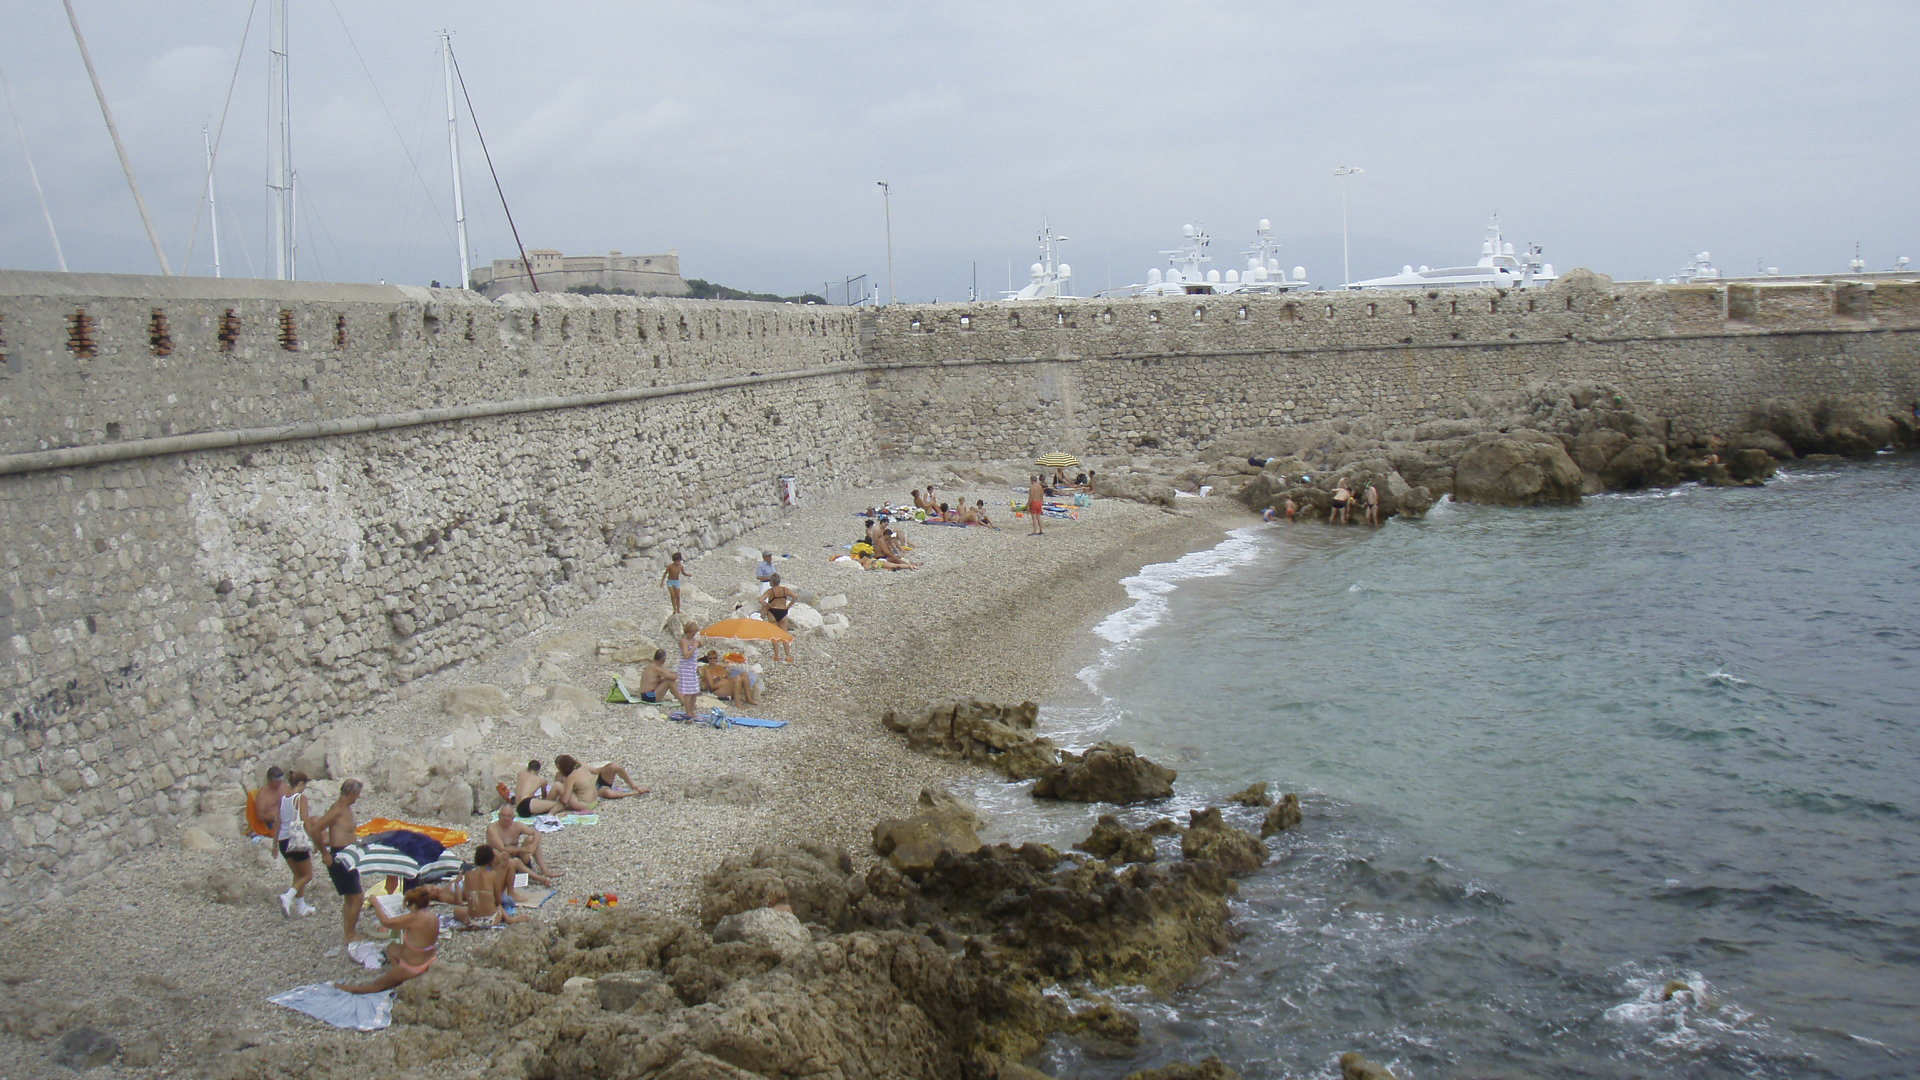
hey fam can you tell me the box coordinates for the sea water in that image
[970,456,1920,1079]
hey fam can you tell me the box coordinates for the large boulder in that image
[872,788,984,875]
[701,843,859,931]
[1260,792,1303,837]
[1570,427,1671,491]
[710,907,812,960]
[881,699,1061,780]
[1452,431,1584,506]
[1031,742,1176,804]
[1180,807,1268,874]
[1076,814,1158,864]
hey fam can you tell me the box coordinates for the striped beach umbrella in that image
[1035,453,1081,469]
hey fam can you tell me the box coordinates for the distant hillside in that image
[567,279,825,305]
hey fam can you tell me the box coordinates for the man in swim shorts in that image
[312,778,367,946]
[1028,476,1046,535]
[639,649,674,703]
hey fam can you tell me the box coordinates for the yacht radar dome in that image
[1258,218,1271,232]
[1183,224,1196,238]
[1292,267,1306,281]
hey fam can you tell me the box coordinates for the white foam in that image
[1081,527,1270,688]
[1705,670,1748,687]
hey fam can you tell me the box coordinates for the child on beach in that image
[660,552,689,614]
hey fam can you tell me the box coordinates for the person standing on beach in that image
[1364,482,1381,526]
[759,574,797,662]
[1331,481,1352,524]
[1284,495,1297,523]
[676,620,702,717]
[660,552,689,615]
[312,779,367,948]
[254,766,288,838]
[275,772,317,918]
[755,552,777,583]
[1028,476,1047,535]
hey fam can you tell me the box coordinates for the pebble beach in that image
[0,464,1242,1077]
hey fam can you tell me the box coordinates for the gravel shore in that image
[0,464,1244,1077]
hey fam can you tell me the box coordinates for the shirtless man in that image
[335,886,439,994]
[1028,476,1046,535]
[512,761,565,818]
[1364,482,1381,526]
[556,754,647,811]
[1330,482,1352,525]
[312,779,367,946]
[638,649,674,704]
[486,802,556,883]
[435,846,530,927]
[253,766,288,838]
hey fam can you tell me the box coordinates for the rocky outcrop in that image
[1180,807,1267,874]
[1260,792,1303,837]
[1340,1051,1402,1080]
[881,698,1061,780]
[1226,782,1271,807]
[1452,431,1585,506]
[872,788,984,874]
[1031,742,1176,804]
[1076,814,1159,864]
[1127,1058,1244,1080]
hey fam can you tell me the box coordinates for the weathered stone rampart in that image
[0,268,1915,905]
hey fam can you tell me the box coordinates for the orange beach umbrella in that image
[701,616,794,643]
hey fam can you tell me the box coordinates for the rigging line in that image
[448,43,537,292]
[327,1,451,240]
[182,0,257,274]
[61,0,172,274]
[0,60,66,271]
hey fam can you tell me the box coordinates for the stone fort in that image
[467,249,690,299]
[0,268,1915,906]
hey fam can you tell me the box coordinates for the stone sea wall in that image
[865,273,1920,457]
[0,272,870,906]
[2,268,1917,906]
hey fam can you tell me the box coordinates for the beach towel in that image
[607,676,645,703]
[557,814,600,826]
[268,983,394,1031]
[726,716,788,729]
[355,818,468,848]
[243,789,275,838]
[333,833,464,884]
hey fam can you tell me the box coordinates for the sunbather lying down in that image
[555,754,647,810]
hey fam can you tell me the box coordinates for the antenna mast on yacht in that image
[267,0,295,279]
[440,30,471,289]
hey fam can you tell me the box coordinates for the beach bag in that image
[607,676,643,704]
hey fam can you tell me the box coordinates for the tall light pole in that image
[877,180,894,305]
[1334,165,1363,287]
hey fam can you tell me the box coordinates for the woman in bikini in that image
[512,761,565,818]
[335,886,440,993]
[758,574,797,662]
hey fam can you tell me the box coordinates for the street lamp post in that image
[1334,165,1363,287]
[877,180,895,305]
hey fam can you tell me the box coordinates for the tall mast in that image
[441,30,470,289]
[267,0,294,279]
[203,125,221,278]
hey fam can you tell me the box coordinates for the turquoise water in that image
[973,457,1920,1079]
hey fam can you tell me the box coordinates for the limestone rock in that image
[600,635,657,664]
[1181,807,1267,874]
[1226,782,1271,807]
[881,698,1060,780]
[872,787,984,874]
[403,774,476,821]
[317,726,377,781]
[1340,1051,1401,1080]
[536,713,569,741]
[785,603,825,632]
[815,593,848,612]
[1260,792,1303,837]
[701,843,857,931]
[546,683,602,711]
[710,907,812,959]
[535,632,598,658]
[53,1026,119,1069]
[394,961,541,1030]
[593,969,678,1014]
[1032,742,1176,804]
[1076,814,1157,864]
[180,826,220,852]
[440,685,515,718]
[371,745,430,796]
[1727,447,1778,483]
[1452,431,1584,506]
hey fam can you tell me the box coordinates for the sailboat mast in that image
[203,125,222,278]
[441,30,470,289]
[267,0,294,280]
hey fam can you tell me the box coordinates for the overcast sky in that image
[3,1,1915,301]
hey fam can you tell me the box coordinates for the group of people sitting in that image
[838,515,920,571]
[909,487,995,527]
[1042,469,1094,499]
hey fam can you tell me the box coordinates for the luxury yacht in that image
[1347,215,1555,290]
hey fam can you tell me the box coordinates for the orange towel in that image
[243,788,276,838]
[355,817,469,848]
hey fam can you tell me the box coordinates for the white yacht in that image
[1001,223,1075,301]
[1346,215,1556,290]
[1672,251,1722,284]
[1101,220,1310,297]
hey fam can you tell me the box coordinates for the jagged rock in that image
[593,969,678,1014]
[1180,807,1267,874]
[711,907,811,959]
[441,684,515,718]
[1570,427,1671,490]
[1727,447,1778,483]
[546,683,602,711]
[394,961,541,1030]
[403,774,475,821]
[1727,429,1794,459]
[1076,814,1157,864]
[1340,1051,1401,1080]
[1453,431,1584,506]
[701,842,858,931]
[1032,742,1175,804]
[1226,782,1271,807]
[53,1026,119,1069]
[1126,1057,1243,1080]
[882,698,1061,780]
[874,788,984,874]
[1260,793,1303,837]
[371,745,430,796]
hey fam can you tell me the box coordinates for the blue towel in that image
[268,983,394,1031]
